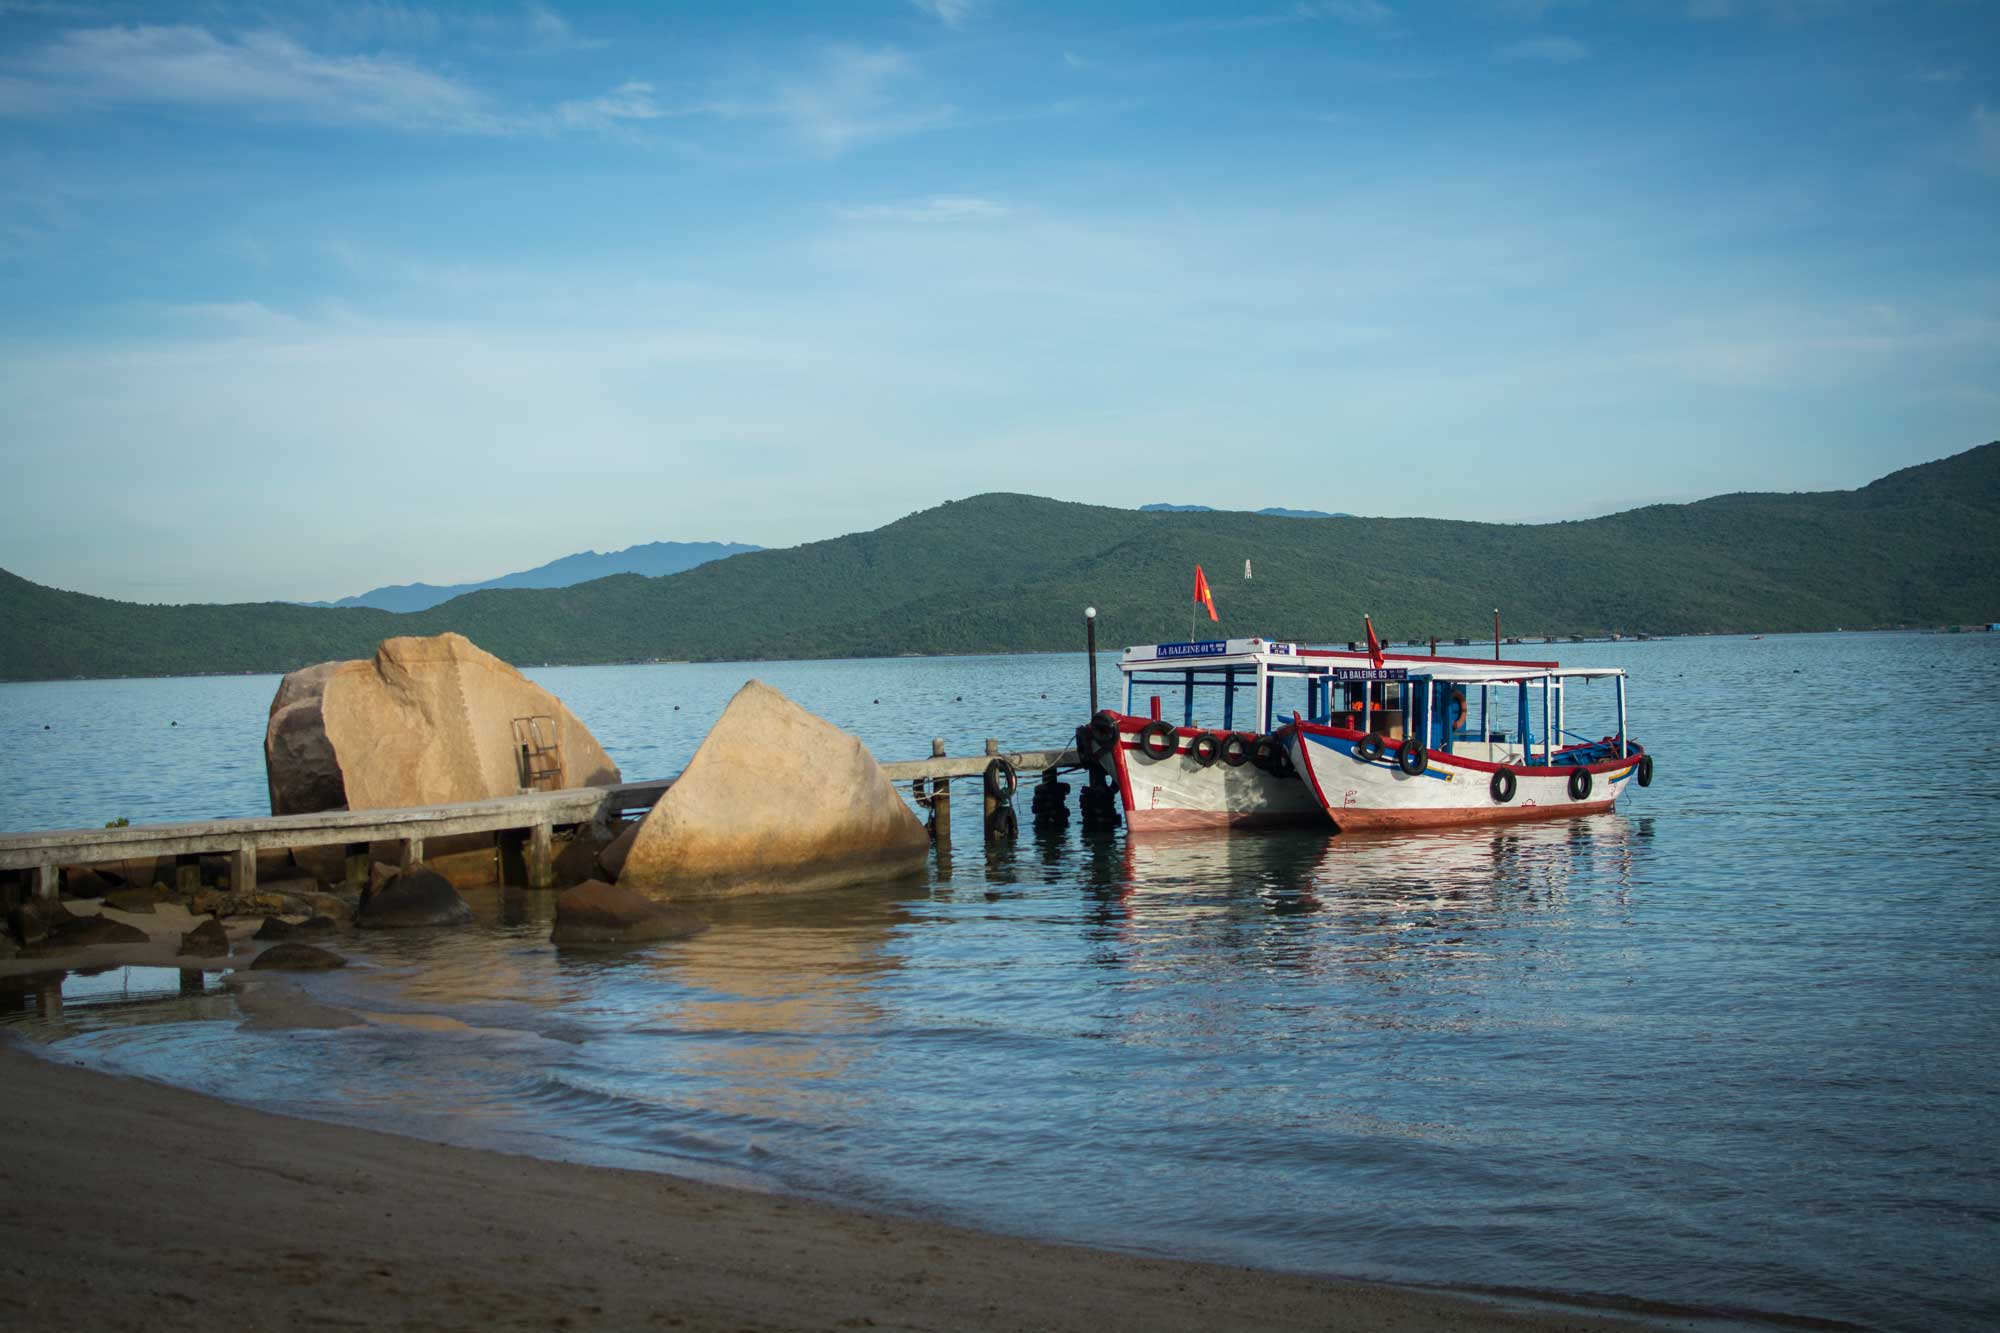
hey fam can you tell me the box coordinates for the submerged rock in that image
[11,898,75,948]
[262,632,621,816]
[618,680,931,900]
[253,915,338,941]
[62,868,121,900]
[552,830,606,886]
[597,822,642,881]
[178,917,230,958]
[103,888,158,915]
[52,915,149,947]
[551,880,705,944]
[356,866,473,929]
[250,942,347,971]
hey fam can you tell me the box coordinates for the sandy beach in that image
[0,1043,1670,1331]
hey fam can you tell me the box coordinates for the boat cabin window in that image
[1124,664,1258,730]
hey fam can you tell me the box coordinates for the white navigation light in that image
[1085,606,1097,619]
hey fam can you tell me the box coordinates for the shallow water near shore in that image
[4,632,1998,1329]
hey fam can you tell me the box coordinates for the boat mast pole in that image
[1494,608,1501,661]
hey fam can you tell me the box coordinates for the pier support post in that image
[527,822,554,890]
[983,739,999,834]
[34,863,58,901]
[229,845,256,895]
[398,837,425,868]
[175,853,200,897]
[928,740,953,850]
[344,843,370,892]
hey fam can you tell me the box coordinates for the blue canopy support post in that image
[1223,669,1236,731]
[1616,675,1628,758]
[1518,682,1531,764]
[1542,678,1554,766]
[1183,670,1194,728]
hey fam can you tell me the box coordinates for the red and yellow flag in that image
[1193,565,1218,622]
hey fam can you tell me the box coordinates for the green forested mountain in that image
[4,443,1996,681]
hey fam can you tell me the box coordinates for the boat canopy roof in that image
[1118,638,1617,682]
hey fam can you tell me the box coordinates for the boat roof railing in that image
[1118,638,1592,678]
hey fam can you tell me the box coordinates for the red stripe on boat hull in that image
[1328,799,1618,831]
[1126,807,1328,832]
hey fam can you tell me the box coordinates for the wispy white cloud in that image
[1311,0,1399,26]
[310,1,599,51]
[910,0,976,27]
[556,80,662,131]
[1063,50,1094,71]
[0,24,508,132]
[1146,2,1400,36]
[837,196,1008,223]
[1484,0,1587,19]
[1972,104,2000,176]
[1500,35,1592,62]
[1684,0,1852,22]
[0,21,654,137]
[770,45,955,156]
[1912,66,1963,85]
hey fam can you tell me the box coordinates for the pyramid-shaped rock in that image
[618,681,929,899]
[264,633,620,815]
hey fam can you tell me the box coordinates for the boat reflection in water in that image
[1097,815,1647,984]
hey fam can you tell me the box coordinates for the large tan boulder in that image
[263,633,620,815]
[618,681,930,900]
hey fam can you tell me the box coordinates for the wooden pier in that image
[0,742,1080,901]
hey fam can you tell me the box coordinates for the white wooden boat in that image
[1279,657,1654,830]
[1077,638,1331,831]
[1080,637,1654,833]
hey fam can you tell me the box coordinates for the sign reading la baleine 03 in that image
[1334,667,1408,682]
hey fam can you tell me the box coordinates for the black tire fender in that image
[1251,738,1280,771]
[1220,733,1252,768]
[1568,766,1594,801]
[1490,768,1517,803]
[1137,720,1178,762]
[1636,754,1654,788]
[1354,734,1384,763]
[1088,711,1120,747]
[984,757,1017,799]
[1188,732,1222,767]
[1398,740,1428,777]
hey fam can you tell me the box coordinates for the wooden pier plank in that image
[0,748,1080,877]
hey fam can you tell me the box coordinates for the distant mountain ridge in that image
[3,442,1995,681]
[307,540,761,612]
[1142,503,1351,519]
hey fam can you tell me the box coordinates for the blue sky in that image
[2,0,1995,603]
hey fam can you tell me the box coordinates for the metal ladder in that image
[511,716,564,791]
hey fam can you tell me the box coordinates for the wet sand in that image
[0,1045,1666,1331]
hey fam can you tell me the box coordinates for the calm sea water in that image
[3,633,1997,1329]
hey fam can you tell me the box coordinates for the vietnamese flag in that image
[1193,565,1218,622]
[1364,615,1385,669]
